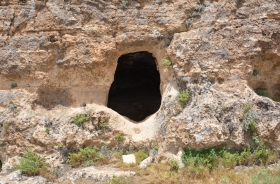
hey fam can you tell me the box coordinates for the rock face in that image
[0,0,280,180]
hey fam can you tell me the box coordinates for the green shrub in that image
[169,159,179,171]
[100,121,108,129]
[67,146,104,168]
[116,133,124,142]
[73,114,91,126]
[45,127,50,134]
[3,123,10,130]
[111,175,120,183]
[134,149,148,164]
[252,169,280,184]
[182,146,278,169]
[15,149,47,176]
[162,59,172,68]
[254,89,280,102]
[179,90,189,105]
[255,89,272,98]
[253,69,259,76]
[243,109,257,132]
[152,142,159,151]
[10,82,17,89]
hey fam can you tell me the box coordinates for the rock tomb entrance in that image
[107,51,162,122]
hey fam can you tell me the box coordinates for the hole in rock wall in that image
[107,51,162,122]
[248,62,280,102]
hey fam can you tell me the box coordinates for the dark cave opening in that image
[107,51,162,122]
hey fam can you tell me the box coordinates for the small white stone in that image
[139,157,153,170]
[122,154,136,164]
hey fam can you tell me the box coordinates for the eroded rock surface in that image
[0,0,280,182]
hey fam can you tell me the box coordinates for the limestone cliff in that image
[0,0,280,182]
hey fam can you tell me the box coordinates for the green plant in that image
[169,159,179,171]
[45,127,50,134]
[15,149,47,176]
[162,59,172,68]
[3,123,10,130]
[152,142,159,151]
[8,104,17,113]
[254,89,280,102]
[30,129,35,136]
[73,114,91,126]
[10,82,17,89]
[111,175,120,183]
[182,146,278,170]
[185,2,210,28]
[243,110,257,132]
[179,90,189,105]
[100,121,108,129]
[116,133,124,142]
[243,104,252,114]
[253,69,259,76]
[120,0,128,9]
[67,146,104,168]
[252,169,280,184]
[185,18,193,27]
[134,149,148,164]
[255,89,272,98]
[57,143,64,149]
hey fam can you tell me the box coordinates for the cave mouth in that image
[107,51,162,122]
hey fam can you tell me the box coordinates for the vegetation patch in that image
[178,90,189,105]
[169,159,179,171]
[134,149,148,164]
[162,59,172,68]
[254,89,280,102]
[99,120,108,129]
[67,146,107,168]
[116,133,124,142]
[185,1,210,29]
[15,149,47,176]
[73,114,91,126]
[182,146,278,170]
[242,104,258,132]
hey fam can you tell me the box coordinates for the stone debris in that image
[139,157,153,170]
[122,154,136,164]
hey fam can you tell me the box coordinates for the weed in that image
[175,103,183,113]
[179,90,189,105]
[3,123,10,130]
[8,104,17,113]
[185,18,193,27]
[134,149,148,164]
[116,133,124,142]
[100,121,108,129]
[152,142,159,151]
[182,146,278,170]
[57,143,63,149]
[253,69,259,76]
[45,127,50,134]
[10,82,17,89]
[243,104,252,114]
[30,130,35,136]
[243,110,257,132]
[169,159,179,171]
[15,149,47,176]
[67,146,106,168]
[120,0,128,9]
[185,2,210,28]
[162,59,172,68]
[254,89,280,102]
[73,114,91,126]
[111,175,119,183]
[251,168,280,184]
